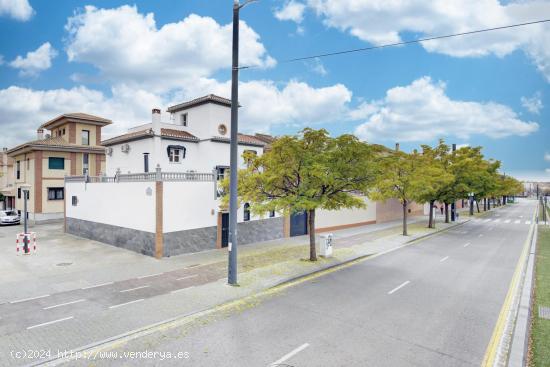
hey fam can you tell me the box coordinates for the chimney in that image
[452,143,456,152]
[395,143,400,151]
[2,147,6,152]
[152,108,161,135]
[37,128,44,140]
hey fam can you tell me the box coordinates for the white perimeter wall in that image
[163,181,217,232]
[66,181,156,233]
[316,196,377,229]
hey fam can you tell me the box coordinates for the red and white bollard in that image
[16,232,37,255]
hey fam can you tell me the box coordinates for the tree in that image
[232,128,380,261]
[417,140,454,228]
[370,147,441,236]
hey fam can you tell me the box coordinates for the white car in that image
[0,210,20,225]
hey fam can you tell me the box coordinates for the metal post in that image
[228,0,241,286]
[23,189,28,253]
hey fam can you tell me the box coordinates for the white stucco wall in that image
[316,196,377,229]
[65,181,156,233]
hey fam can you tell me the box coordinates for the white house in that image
[102,94,273,178]
[64,94,421,258]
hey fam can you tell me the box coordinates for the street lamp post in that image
[20,184,31,254]
[228,0,257,286]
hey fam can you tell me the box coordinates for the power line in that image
[238,18,550,70]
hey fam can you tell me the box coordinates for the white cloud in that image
[65,5,275,92]
[302,0,550,81]
[353,76,539,142]
[0,79,353,146]
[0,0,33,21]
[9,42,57,76]
[545,152,550,161]
[521,92,543,114]
[275,1,306,23]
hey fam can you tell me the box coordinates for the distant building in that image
[0,148,15,210]
[7,113,111,222]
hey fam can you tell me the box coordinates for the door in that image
[221,213,229,247]
[290,211,308,237]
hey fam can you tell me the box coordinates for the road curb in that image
[482,202,538,367]
[405,219,471,244]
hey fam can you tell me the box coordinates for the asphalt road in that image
[92,199,536,367]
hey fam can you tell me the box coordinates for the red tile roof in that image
[167,94,233,113]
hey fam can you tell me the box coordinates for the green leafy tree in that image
[230,128,380,261]
[418,140,455,228]
[370,148,441,236]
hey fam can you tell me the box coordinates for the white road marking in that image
[176,274,199,281]
[526,220,531,225]
[171,286,195,294]
[43,299,85,310]
[514,220,520,224]
[120,285,150,293]
[27,316,73,330]
[478,234,483,237]
[484,219,491,223]
[81,282,113,290]
[137,273,163,279]
[493,219,501,223]
[463,243,470,247]
[504,219,511,223]
[388,281,411,295]
[10,294,50,304]
[269,343,310,367]
[440,256,449,262]
[109,299,144,309]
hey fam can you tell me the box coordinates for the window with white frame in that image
[180,113,188,127]
[169,148,181,163]
[82,153,89,174]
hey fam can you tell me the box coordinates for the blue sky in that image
[0,0,549,181]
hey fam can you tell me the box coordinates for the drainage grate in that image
[56,262,72,267]
[539,306,550,320]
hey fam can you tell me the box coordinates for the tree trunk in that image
[444,202,449,223]
[402,200,408,236]
[488,198,491,210]
[470,197,474,216]
[308,209,317,261]
[503,195,507,205]
[476,197,480,213]
[484,198,487,211]
[428,200,435,228]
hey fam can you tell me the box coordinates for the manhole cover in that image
[56,262,72,267]
[539,306,550,320]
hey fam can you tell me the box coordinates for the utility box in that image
[320,233,333,257]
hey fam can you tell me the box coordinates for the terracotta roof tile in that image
[40,112,112,129]
[160,128,199,141]
[7,136,105,155]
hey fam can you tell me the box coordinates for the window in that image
[62,128,65,135]
[17,187,21,199]
[47,188,64,201]
[169,148,181,163]
[83,153,89,174]
[48,157,65,170]
[216,166,229,181]
[82,130,90,145]
[244,203,250,222]
[72,196,78,206]
[27,158,30,170]
[16,161,20,179]
[269,210,275,218]
[180,113,188,127]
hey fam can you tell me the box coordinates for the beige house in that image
[0,148,15,210]
[7,113,111,222]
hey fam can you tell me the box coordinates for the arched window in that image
[244,203,250,222]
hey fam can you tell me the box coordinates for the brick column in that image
[155,166,163,259]
[34,151,43,213]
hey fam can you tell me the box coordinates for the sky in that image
[0,0,549,181]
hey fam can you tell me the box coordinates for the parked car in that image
[0,210,20,225]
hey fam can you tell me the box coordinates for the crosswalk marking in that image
[504,219,511,223]
[493,219,500,223]
[514,220,520,224]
